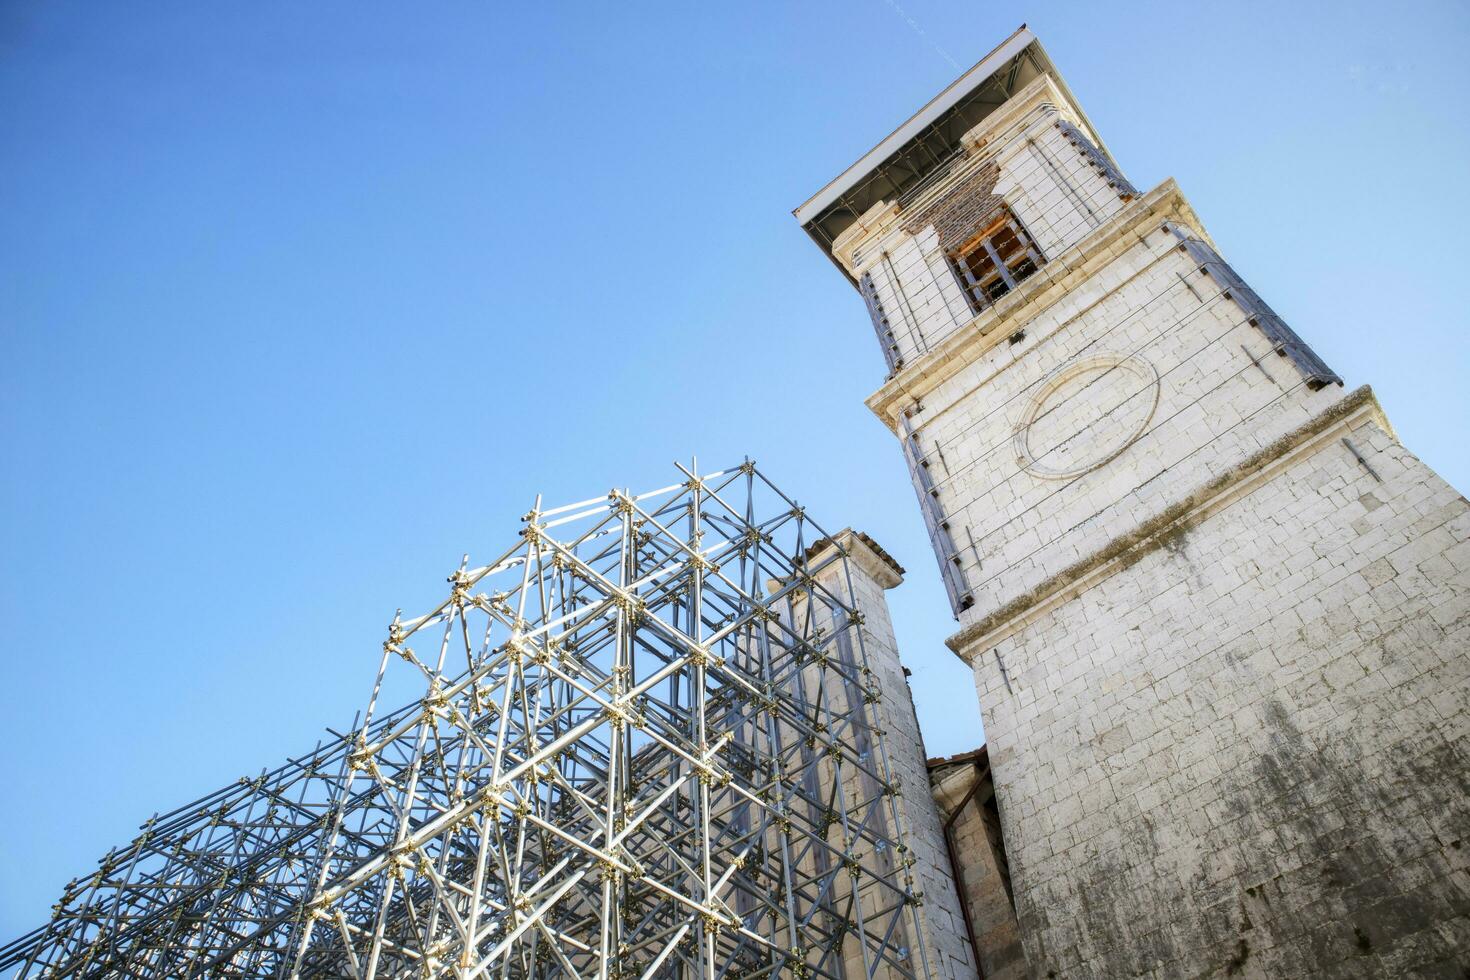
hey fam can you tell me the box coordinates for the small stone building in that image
[929,747,1026,979]
[798,26,1470,978]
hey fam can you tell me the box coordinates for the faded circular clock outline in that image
[1013,353,1161,480]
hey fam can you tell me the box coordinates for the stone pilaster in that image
[806,530,981,979]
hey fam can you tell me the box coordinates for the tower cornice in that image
[944,384,1390,661]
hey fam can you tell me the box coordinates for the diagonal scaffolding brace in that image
[2,462,930,980]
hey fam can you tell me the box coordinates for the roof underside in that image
[796,29,1103,284]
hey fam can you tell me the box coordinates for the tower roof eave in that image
[794,27,1120,286]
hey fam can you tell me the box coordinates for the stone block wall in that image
[963,399,1470,976]
[806,532,980,979]
[814,35,1470,978]
[930,752,1029,979]
[849,125,1468,980]
[893,191,1348,627]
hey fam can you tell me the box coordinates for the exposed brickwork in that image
[901,158,1003,254]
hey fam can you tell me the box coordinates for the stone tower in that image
[798,27,1470,978]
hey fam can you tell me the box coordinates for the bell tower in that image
[799,27,1470,977]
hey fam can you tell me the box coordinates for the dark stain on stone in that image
[1223,939,1250,975]
[1158,523,1210,589]
[974,484,1470,975]
[1140,814,1159,852]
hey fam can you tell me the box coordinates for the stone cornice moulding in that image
[806,528,906,592]
[959,71,1073,157]
[946,385,1387,664]
[831,199,905,278]
[864,178,1213,433]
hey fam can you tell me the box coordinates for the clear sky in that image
[2,0,1467,941]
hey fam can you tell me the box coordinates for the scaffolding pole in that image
[1,462,928,980]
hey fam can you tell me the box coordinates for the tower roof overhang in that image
[794,26,1116,286]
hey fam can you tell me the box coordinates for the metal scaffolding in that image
[2,462,929,979]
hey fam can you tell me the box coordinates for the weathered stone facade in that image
[963,390,1470,976]
[929,748,1027,979]
[800,27,1470,978]
[805,531,981,978]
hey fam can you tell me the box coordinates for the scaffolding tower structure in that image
[1,462,931,979]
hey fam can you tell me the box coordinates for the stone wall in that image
[806,532,980,979]
[930,751,1029,979]
[963,399,1470,976]
[870,180,1347,630]
[823,50,1469,977]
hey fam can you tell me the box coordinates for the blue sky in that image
[2,0,1467,940]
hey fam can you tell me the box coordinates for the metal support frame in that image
[859,272,904,375]
[1056,119,1138,199]
[1164,222,1343,390]
[1,463,931,980]
[898,415,973,617]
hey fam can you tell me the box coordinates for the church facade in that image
[799,27,1470,978]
